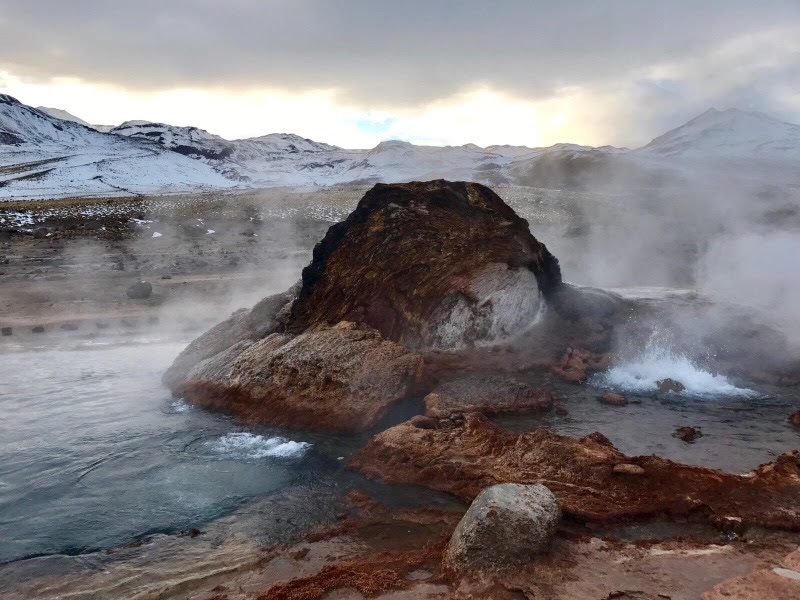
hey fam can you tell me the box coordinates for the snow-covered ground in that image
[2,93,799,201]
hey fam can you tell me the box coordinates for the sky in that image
[1,0,799,149]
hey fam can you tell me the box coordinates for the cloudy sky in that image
[1,0,799,148]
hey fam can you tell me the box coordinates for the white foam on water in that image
[170,399,193,413]
[593,346,757,398]
[207,433,311,460]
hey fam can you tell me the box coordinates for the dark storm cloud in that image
[1,0,799,110]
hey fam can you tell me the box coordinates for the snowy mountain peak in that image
[37,106,92,127]
[0,94,22,105]
[639,108,800,160]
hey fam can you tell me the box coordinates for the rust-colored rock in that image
[702,546,800,600]
[613,463,646,475]
[599,393,627,406]
[676,426,701,442]
[657,378,686,393]
[789,410,800,427]
[288,180,561,350]
[409,415,439,429]
[349,413,800,529]
[423,374,554,418]
[551,348,611,382]
[180,322,426,433]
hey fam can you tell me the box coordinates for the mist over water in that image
[0,343,322,564]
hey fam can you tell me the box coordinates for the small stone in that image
[1,326,11,336]
[599,393,628,406]
[789,410,800,428]
[409,415,439,429]
[31,325,45,334]
[657,378,685,393]
[160,274,172,279]
[96,321,110,329]
[555,406,568,416]
[676,426,700,442]
[613,463,646,476]
[60,323,79,331]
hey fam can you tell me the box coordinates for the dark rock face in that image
[349,413,800,530]
[126,280,152,299]
[288,180,561,350]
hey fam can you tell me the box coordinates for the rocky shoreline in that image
[3,181,799,598]
[152,180,800,598]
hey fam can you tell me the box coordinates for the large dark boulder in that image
[163,181,565,432]
[287,180,562,350]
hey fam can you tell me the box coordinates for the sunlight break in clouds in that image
[0,72,600,149]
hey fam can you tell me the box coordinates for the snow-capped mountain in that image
[2,95,799,201]
[36,106,93,128]
[0,95,236,199]
[638,108,800,160]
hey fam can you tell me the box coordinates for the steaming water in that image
[594,346,757,398]
[0,342,327,565]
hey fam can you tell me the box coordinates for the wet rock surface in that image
[657,377,686,393]
[179,322,426,434]
[350,413,800,529]
[676,426,701,442]
[599,392,628,406]
[552,348,612,382]
[423,373,553,418]
[444,483,561,572]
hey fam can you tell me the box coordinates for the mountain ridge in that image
[2,95,799,200]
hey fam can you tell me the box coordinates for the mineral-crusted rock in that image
[443,483,561,572]
[676,426,701,442]
[423,374,553,418]
[599,393,627,406]
[287,180,562,350]
[163,284,298,391]
[180,322,426,433]
[551,348,612,382]
[657,378,686,393]
[349,413,800,529]
[702,546,800,599]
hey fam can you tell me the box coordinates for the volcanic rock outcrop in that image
[164,181,565,432]
[288,180,562,349]
[349,413,800,529]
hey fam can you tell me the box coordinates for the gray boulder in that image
[444,483,561,572]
